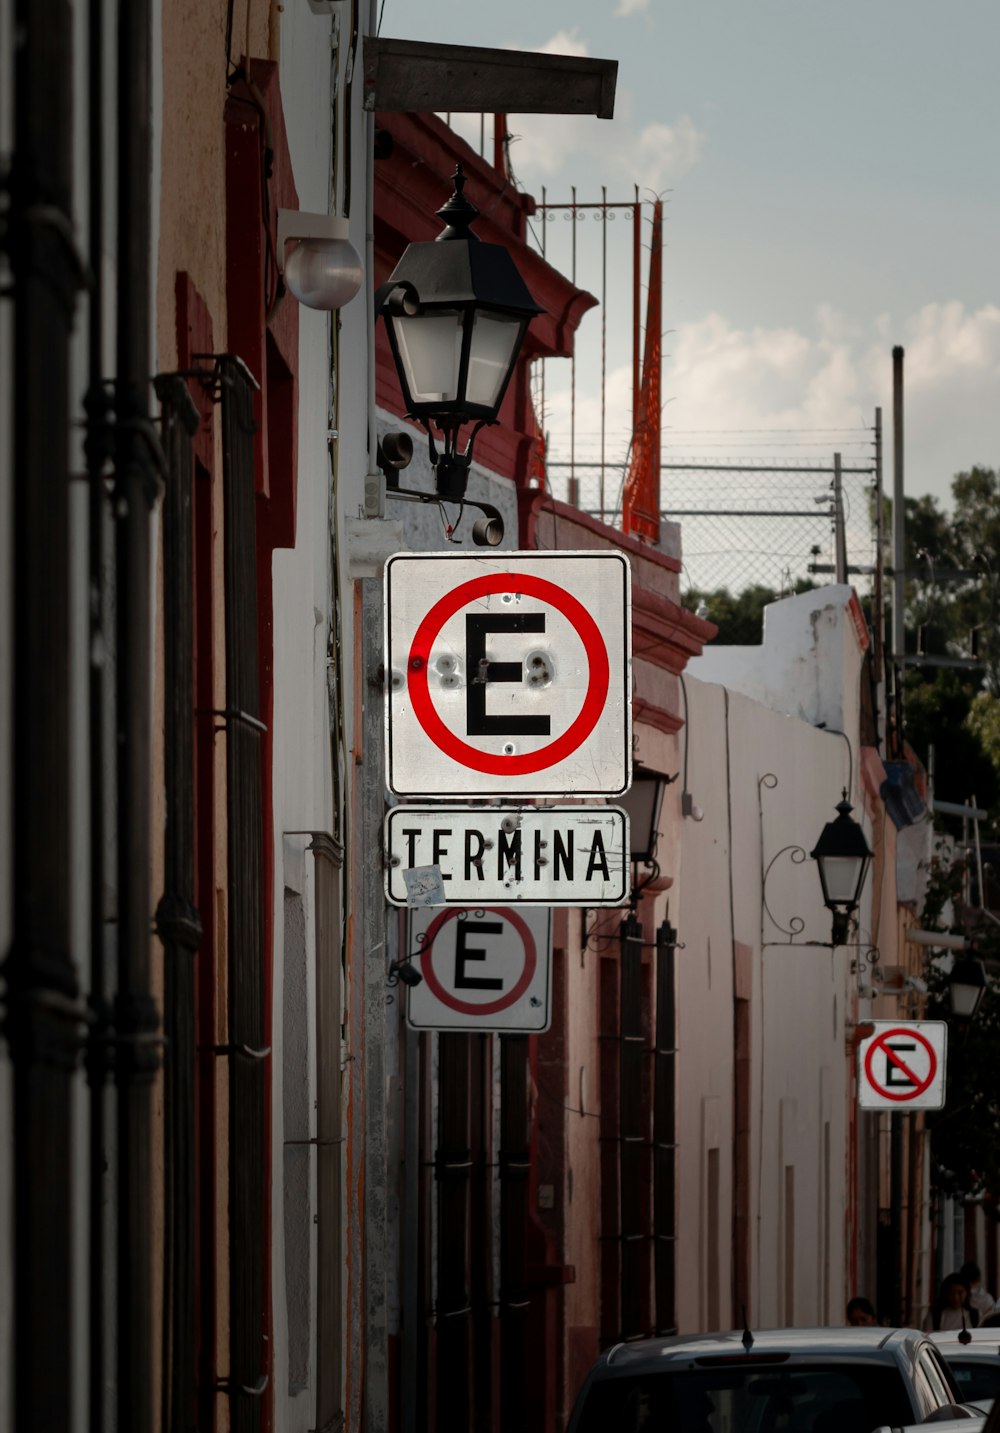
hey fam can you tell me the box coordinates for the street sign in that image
[404,905,552,1032]
[857,1020,947,1110]
[385,804,629,907]
[385,550,631,796]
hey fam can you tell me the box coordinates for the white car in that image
[931,1330,1000,1412]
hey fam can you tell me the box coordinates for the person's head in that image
[847,1296,877,1326]
[959,1262,982,1290]
[940,1273,970,1310]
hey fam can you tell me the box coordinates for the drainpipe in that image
[5,0,85,1426]
[114,0,162,1426]
[85,0,113,1424]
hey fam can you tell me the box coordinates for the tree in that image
[686,579,816,646]
[895,467,1000,833]
[919,851,1000,1199]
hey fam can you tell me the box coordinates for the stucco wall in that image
[674,675,860,1330]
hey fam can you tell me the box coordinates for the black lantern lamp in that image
[378,165,541,503]
[619,770,669,910]
[948,953,987,1023]
[810,793,873,946]
[620,770,667,866]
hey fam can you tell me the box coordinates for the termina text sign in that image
[857,1020,947,1110]
[385,550,631,796]
[385,805,630,907]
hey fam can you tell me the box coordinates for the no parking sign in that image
[385,551,631,797]
[405,906,552,1033]
[857,1020,947,1110]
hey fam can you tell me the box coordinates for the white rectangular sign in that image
[857,1020,947,1110]
[405,905,552,1033]
[385,804,630,907]
[384,551,631,796]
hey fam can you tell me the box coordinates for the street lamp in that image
[618,770,668,911]
[378,164,541,502]
[810,793,873,946]
[619,770,667,866]
[948,954,987,1023]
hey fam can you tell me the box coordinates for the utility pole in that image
[892,347,906,662]
[833,453,848,584]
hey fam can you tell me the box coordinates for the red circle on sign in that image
[418,907,537,1016]
[406,572,610,776]
[863,1027,937,1102]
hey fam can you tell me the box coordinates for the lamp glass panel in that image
[465,312,522,409]
[950,981,981,1019]
[618,776,662,862]
[391,310,464,404]
[819,854,865,905]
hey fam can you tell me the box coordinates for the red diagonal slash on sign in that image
[864,1027,936,1102]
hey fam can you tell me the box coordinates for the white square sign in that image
[404,905,552,1033]
[857,1020,947,1110]
[385,551,631,797]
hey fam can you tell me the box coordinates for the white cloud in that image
[480,29,708,191]
[538,302,1000,507]
[635,117,704,192]
[504,107,705,191]
[537,28,590,58]
[614,0,651,14]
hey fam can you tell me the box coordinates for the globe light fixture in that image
[810,793,873,946]
[378,165,541,501]
[276,210,363,311]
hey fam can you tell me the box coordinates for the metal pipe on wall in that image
[114,0,161,1424]
[85,3,114,1428]
[6,0,84,1425]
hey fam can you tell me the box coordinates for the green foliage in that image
[686,579,816,645]
[897,466,1000,691]
[891,468,1000,833]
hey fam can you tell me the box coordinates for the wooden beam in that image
[364,37,617,118]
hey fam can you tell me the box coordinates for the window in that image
[576,1365,913,1433]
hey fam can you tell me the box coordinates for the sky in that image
[384,0,998,510]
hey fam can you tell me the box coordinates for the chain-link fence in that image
[658,453,879,596]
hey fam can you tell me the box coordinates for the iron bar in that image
[654,918,678,1336]
[85,0,112,1426]
[154,376,203,1433]
[115,0,162,1423]
[221,358,266,1433]
[500,1034,529,1430]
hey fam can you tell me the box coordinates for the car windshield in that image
[575,1362,914,1433]
[947,1361,1000,1406]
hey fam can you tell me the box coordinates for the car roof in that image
[600,1327,933,1370]
[873,1421,985,1433]
[932,1332,1000,1353]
